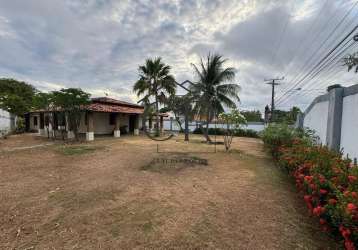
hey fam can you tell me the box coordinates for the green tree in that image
[344,52,358,73]
[190,54,240,142]
[218,109,247,151]
[133,57,176,136]
[52,88,91,140]
[241,110,263,122]
[0,78,37,115]
[164,95,193,131]
[274,106,301,124]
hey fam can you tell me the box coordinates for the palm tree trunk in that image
[205,109,212,143]
[155,94,160,137]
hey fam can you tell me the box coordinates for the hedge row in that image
[262,124,358,250]
[192,127,259,138]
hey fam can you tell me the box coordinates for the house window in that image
[109,113,116,125]
[33,116,38,126]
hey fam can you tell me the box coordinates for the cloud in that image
[0,0,357,112]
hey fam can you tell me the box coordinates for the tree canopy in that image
[190,54,240,142]
[0,78,37,115]
[133,57,176,135]
[241,110,263,122]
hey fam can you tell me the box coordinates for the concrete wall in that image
[0,109,13,134]
[299,84,358,160]
[341,89,358,158]
[303,101,329,145]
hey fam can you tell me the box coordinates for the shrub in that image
[261,123,317,158]
[263,124,358,249]
[15,116,25,133]
[192,127,259,138]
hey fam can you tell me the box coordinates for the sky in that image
[0,0,357,113]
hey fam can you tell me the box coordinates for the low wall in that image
[299,84,358,160]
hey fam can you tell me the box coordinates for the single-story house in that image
[26,97,166,141]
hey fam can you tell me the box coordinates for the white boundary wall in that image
[299,84,358,160]
[341,91,358,159]
[303,101,329,145]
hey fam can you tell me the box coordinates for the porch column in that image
[114,113,121,138]
[65,114,75,139]
[86,111,94,141]
[160,116,164,133]
[149,117,153,129]
[134,115,139,135]
[39,113,45,136]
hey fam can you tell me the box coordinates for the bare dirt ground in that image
[0,134,338,249]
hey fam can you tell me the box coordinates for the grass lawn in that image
[0,134,338,249]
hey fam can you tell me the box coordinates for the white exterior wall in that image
[0,109,12,134]
[303,101,329,145]
[29,114,40,131]
[78,112,131,134]
[341,94,358,159]
[93,112,114,135]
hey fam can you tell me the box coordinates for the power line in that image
[278,1,358,97]
[277,40,358,106]
[284,2,354,94]
[276,25,358,105]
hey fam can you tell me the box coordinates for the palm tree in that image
[191,54,240,142]
[344,52,358,73]
[133,57,176,136]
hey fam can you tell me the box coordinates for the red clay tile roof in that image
[91,97,143,108]
[87,102,144,114]
[88,97,144,114]
[29,97,170,116]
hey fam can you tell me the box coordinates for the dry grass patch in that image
[0,134,339,249]
[56,144,106,156]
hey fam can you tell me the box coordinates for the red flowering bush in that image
[263,126,358,249]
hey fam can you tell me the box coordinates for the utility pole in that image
[264,77,284,122]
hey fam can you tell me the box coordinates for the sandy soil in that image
[0,134,338,249]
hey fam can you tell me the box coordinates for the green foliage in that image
[219,109,247,151]
[263,121,358,248]
[273,106,301,124]
[52,88,91,140]
[218,109,247,128]
[133,57,176,136]
[344,52,358,73]
[192,127,259,138]
[15,117,25,133]
[271,139,358,248]
[261,123,317,158]
[33,92,54,110]
[241,110,263,122]
[0,78,37,115]
[164,95,194,131]
[190,54,240,142]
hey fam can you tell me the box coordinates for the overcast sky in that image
[0,0,357,112]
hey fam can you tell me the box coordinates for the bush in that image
[15,116,25,133]
[263,124,358,249]
[261,123,317,158]
[192,127,259,138]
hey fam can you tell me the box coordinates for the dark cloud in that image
[0,0,357,111]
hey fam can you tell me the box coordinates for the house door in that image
[129,115,136,133]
